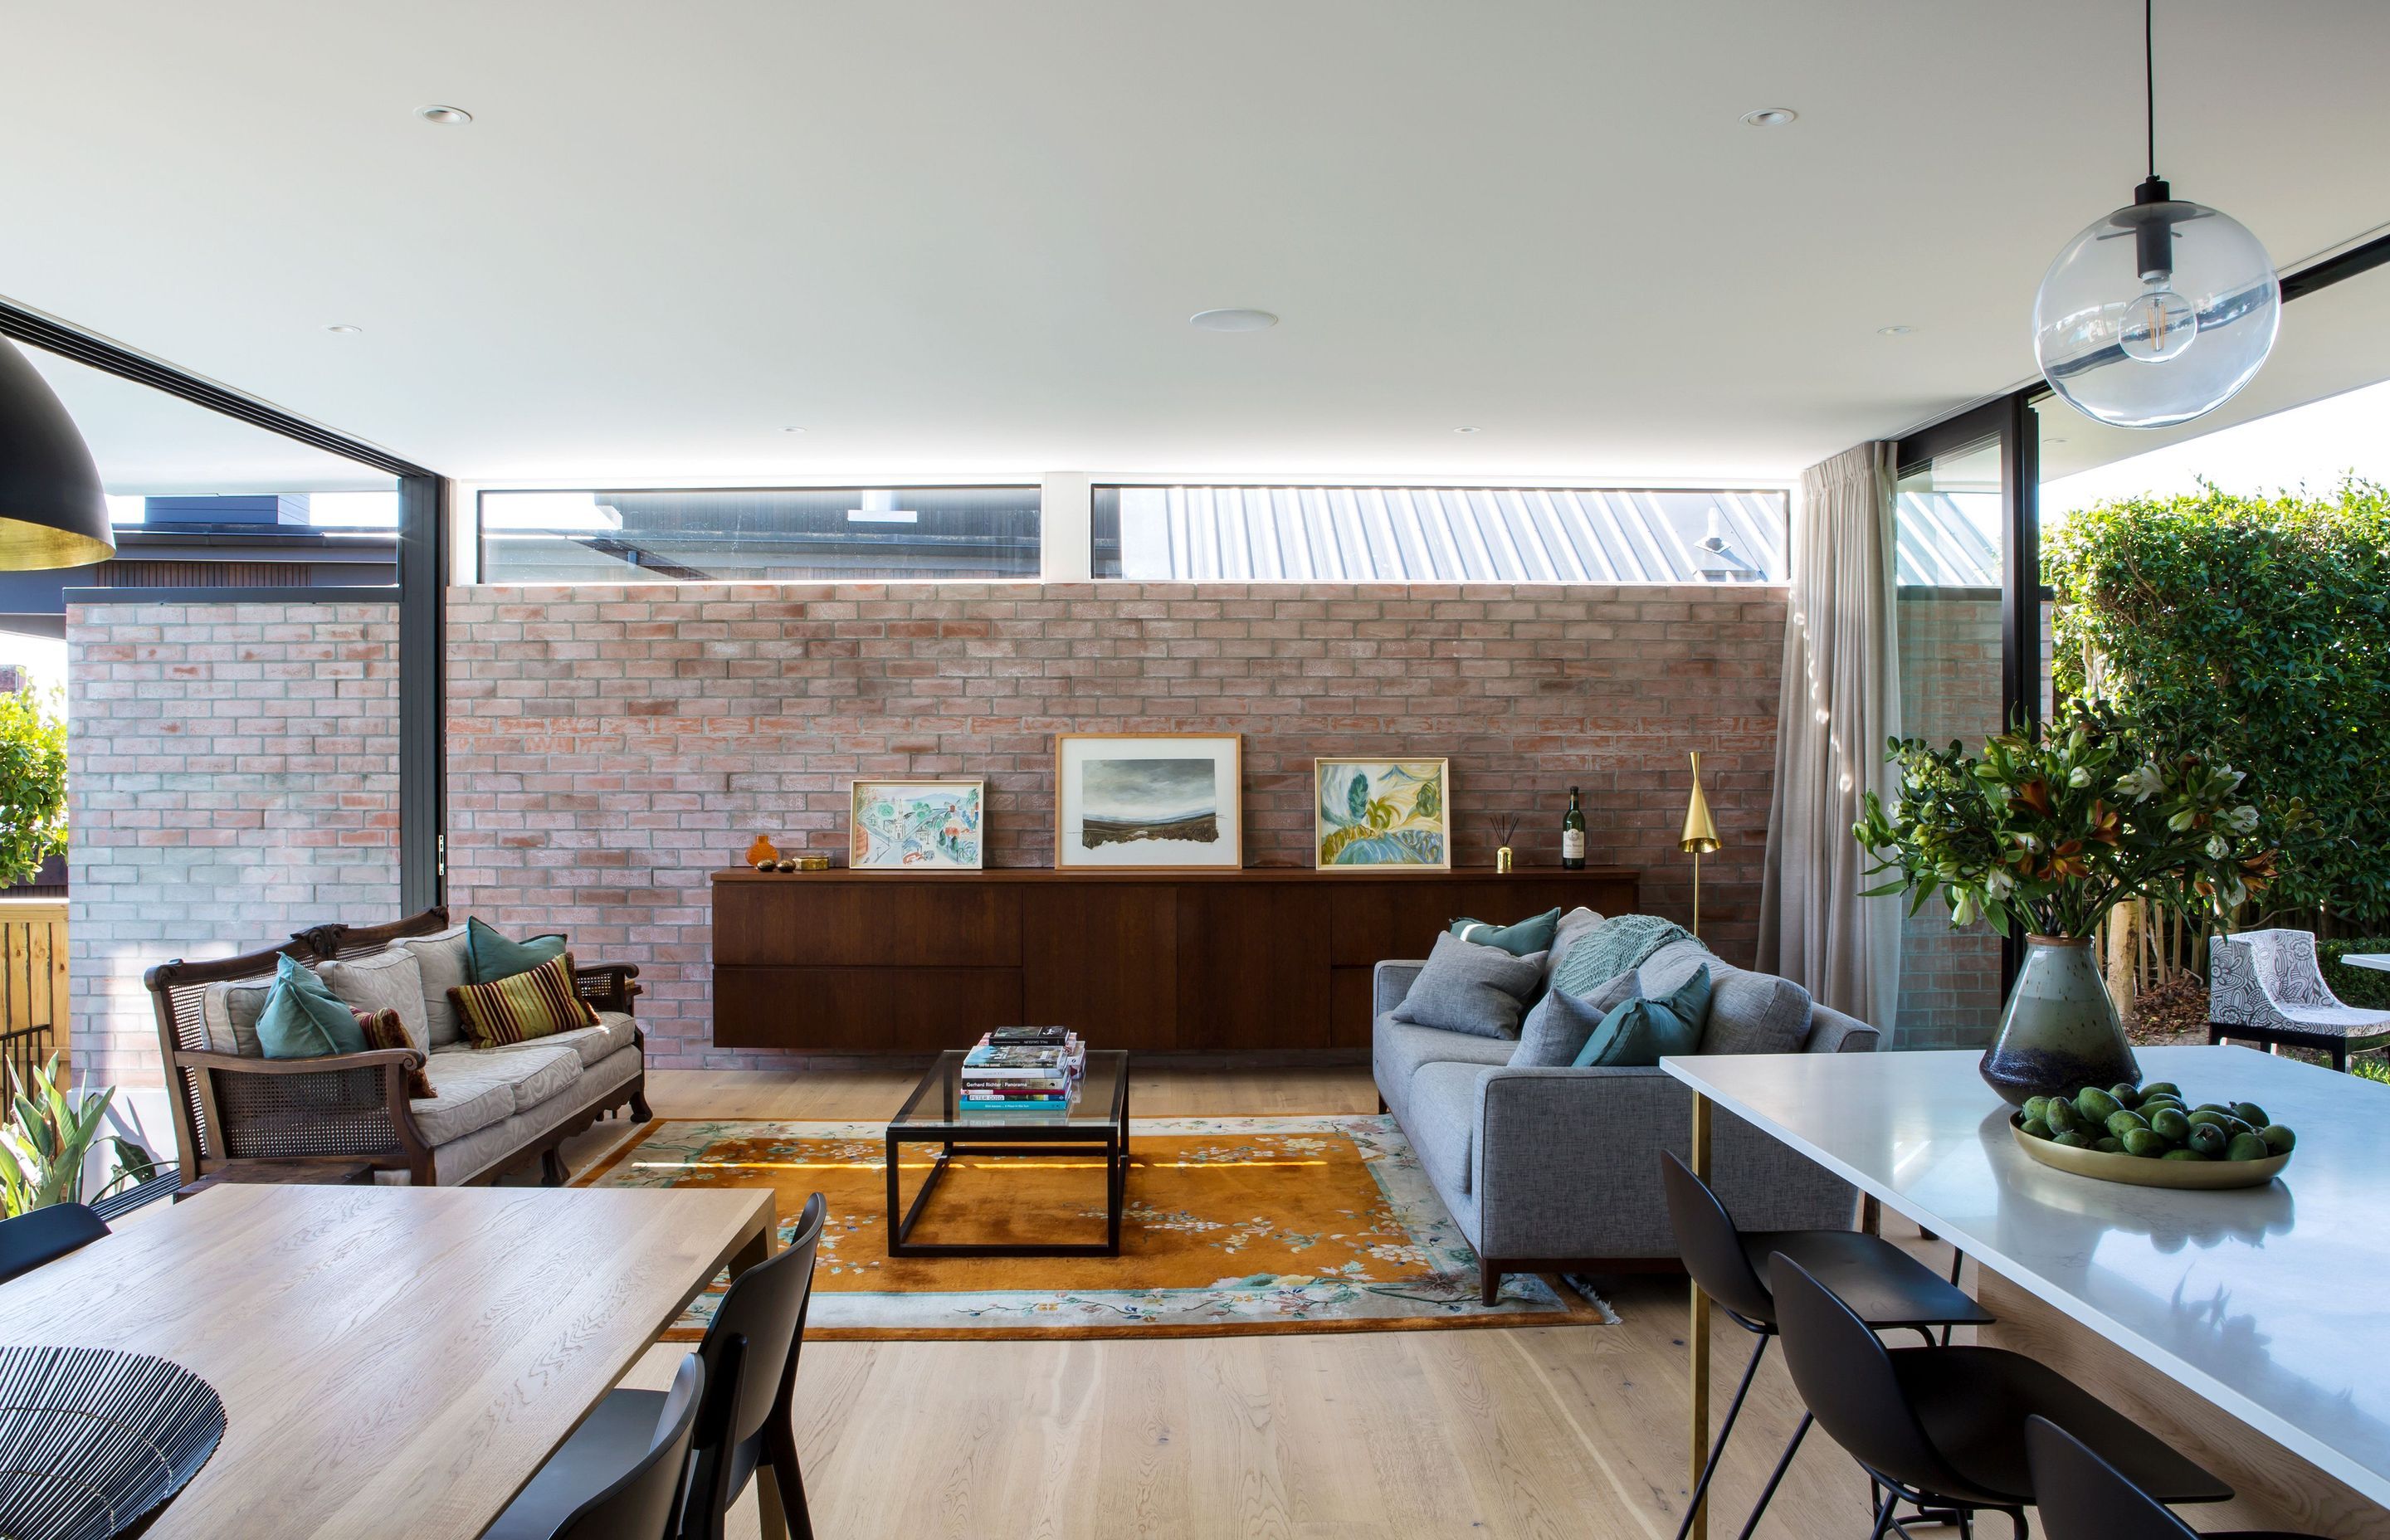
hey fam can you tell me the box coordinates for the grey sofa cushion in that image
[1390,933,1547,1039]
[512,1010,639,1070]
[1375,1016,1517,1124]
[319,946,432,1055]
[411,1041,583,1144]
[400,922,475,1048]
[1637,941,1813,1055]
[1407,1060,1485,1198]
[411,1052,525,1144]
[1510,971,1638,1066]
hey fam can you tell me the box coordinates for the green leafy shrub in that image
[2320,939,2390,1010]
[0,682,66,889]
[2046,481,2390,931]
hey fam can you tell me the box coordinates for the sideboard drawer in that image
[714,880,1022,967]
[714,966,1023,1051]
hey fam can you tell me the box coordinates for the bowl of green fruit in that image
[2011,1081,2295,1190]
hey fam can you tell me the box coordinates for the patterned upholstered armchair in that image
[2207,928,2390,1071]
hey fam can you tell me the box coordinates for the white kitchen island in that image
[1661,1044,2390,1539]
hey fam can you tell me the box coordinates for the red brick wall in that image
[66,602,402,1093]
[446,581,1788,1067]
[1892,590,2005,1048]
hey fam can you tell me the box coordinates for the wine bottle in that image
[1561,786,1586,870]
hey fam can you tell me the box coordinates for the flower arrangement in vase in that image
[1853,704,2277,1104]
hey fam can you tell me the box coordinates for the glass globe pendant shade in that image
[2032,181,2280,429]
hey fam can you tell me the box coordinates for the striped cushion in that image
[447,953,598,1050]
[355,1007,434,1099]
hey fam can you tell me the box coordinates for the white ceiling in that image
[3,0,2388,486]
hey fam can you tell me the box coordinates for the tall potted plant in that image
[1854,707,2276,1104]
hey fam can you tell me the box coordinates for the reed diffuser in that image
[1492,813,1522,875]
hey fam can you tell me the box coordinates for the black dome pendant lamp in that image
[0,339,115,568]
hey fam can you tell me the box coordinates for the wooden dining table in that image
[0,1182,777,1539]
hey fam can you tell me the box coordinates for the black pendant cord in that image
[2144,0,2158,181]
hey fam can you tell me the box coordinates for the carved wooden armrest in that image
[573,962,642,1015]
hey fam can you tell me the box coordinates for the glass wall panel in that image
[479,485,1041,583]
[1091,485,1788,582]
[1891,440,2007,1048]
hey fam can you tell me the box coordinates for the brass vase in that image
[1495,846,1514,874]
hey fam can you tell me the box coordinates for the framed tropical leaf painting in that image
[849,780,985,870]
[1314,758,1451,870]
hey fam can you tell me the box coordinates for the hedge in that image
[2046,480,2390,931]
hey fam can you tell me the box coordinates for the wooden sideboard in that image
[710,866,1640,1053]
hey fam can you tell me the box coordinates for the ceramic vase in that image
[1979,934,2139,1105]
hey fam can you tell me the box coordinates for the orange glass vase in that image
[745,834,778,866]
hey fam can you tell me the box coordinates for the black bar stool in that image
[2026,1416,2325,1540]
[1770,1255,2233,1538]
[1661,1153,1992,1540]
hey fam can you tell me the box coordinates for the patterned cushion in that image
[399,923,474,1047]
[448,952,598,1049]
[202,975,276,1057]
[319,946,432,1054]
[354,1007,434,1099]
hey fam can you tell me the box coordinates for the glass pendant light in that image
[2032,0,2278,429]
[0,339,114,568]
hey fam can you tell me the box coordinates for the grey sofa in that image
[1373,938,1877,1303]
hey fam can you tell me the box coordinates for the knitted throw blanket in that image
[1551,914,1705,997]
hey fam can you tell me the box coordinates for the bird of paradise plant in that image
[1852,704,2280,939]
[0,1053,118,1217]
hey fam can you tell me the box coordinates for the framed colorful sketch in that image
[849,780,985,870]
[1055,733,1242,870]
[1314,758,1451,870]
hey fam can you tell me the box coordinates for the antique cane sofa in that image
[145,906,648,1188]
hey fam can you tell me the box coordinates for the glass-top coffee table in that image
[884,1049,1130,1258]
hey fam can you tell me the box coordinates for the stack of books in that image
[958,1026,1086,1111]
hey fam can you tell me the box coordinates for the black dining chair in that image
[1769,1255,2232,1538]
[0,1201,110,1287]
[1661,1152,1992,1540]
[549,1353,705,1540]
[489,1192,828,1540]
[2026,1416,2325,1540]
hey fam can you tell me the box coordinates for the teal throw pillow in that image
[1448,908,1561,958]
[1571,963,1713,1069]
[256,953,371,1059]
[466,917,568,984]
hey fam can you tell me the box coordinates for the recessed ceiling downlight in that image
[1740,107,1798,128]
[1453,426,1482,435]
[416,105,473,125]
[1877,324,1915,336]
[324,324,363,334]
[1189,309,1278,332]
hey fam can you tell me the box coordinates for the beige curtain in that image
[1758,441,1903,1030]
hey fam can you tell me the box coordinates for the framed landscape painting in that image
[849,780,985,870]
[1314,758,1451,870]
[1055,734,1242,869]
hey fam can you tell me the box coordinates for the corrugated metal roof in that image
[1097,486,1788,583]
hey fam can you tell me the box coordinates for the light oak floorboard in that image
[574,1066,1884,1540]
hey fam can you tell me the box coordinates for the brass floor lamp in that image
[1680,751,1720,939]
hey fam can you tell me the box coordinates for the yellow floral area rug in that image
[577,1114,1618,1340]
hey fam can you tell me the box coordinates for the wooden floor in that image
[558,1063,1881,1540]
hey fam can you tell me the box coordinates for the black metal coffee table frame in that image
[884,1049,1130,1258]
